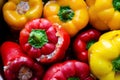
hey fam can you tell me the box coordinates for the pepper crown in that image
[86,40,96,50]
[68,77,80,80]
[28,29,48,48]
[113,0,120,11]
[112,56,120,72]
[58,6,74,22]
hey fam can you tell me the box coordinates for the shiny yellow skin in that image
[86,0,95,6]
[43,0,89,37]
[86,0,120,31]
[3,0,43,30]
[88,30,120,80]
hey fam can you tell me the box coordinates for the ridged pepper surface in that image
[89,30,120,80]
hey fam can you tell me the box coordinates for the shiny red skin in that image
[0,41,44,80]
[19,18,70,64]
[73,29,101,63]
[43,60,95,80]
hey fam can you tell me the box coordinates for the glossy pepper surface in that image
[86,0,120,31]
[43,0,89,37]
[88,30,120,80]
[0,41,44,80]
[43,60,95,80]
[19,18,70,64]
[73,29,101,63]
[2,0,43,30]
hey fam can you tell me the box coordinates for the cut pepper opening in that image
[18,66,32,80]
[112,56,120,72]
[113,0,120,11]
[58,6,74,22]
[28,29,48,48]
[16,1,30,15]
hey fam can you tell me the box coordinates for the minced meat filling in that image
[18,66,32,80]
[16,1,29,15]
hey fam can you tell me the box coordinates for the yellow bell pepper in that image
[86,0,120,31]
[88,30,120,80]
[43,0,89,37]
[3,0,43,30]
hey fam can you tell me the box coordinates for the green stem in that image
[86,40,95,49]
[28,29,48,48]
[68,77,80,80]
[58,6,74,22]
[113,0,120,11]
[112,56,120,72]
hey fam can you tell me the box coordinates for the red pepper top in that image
[19,18,70,64]
[43,60,95,80]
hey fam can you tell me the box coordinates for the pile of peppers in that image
[1,0,120,80]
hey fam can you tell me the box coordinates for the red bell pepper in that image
[19,18,70,64]
[73,29,101,63]
[0,41,44,80]
[43,60,95,80]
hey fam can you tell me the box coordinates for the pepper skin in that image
[73,29,101,63]
[86,0,120,31]
[2,0,43,30]
[43,0,89,37]
[0,41,44,80]
[88,30,120,80]
[43,60,95,80]
[19,18,70,64]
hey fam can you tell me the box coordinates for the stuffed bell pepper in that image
[19,18,70,64]
[2,0,43,30]
[73,29,101,63]
[1,41,44,80]
[89,30,120,80]
[43,60,95,80]
[86,0,120,31]
[43,0,89,37]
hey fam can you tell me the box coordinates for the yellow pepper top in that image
[89,30,120,80]
[3,0,43,30]
[43,0,89,37]
[86,0,120,31]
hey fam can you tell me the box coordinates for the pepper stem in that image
[58,6,74,22]
[68,77,80,80]
[113,0,120,11]
[86,40,95,49]
[28,29,48,48]
[112,56,120,72]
